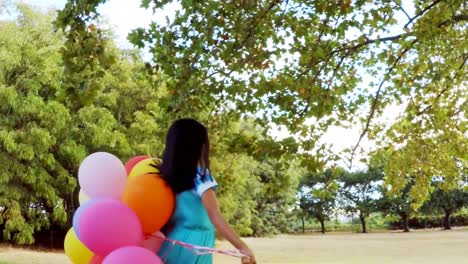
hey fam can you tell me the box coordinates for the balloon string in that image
[149,234,247,258]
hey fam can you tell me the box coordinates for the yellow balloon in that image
[78,190,90,205]
[128,158,160,180]
[64,228,93,264]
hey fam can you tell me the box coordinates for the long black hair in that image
[161,118,210,193]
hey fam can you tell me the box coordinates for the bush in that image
[389,210,468,229]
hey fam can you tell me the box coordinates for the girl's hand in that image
[240,247,256,264]
[201,190,256,263]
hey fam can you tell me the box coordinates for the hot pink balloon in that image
[125,155,151,174]
[103,246,163,264]
[78,152,127,199]
[77,199,143,256]
[141,231,165,252]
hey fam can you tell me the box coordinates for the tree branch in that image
[295,15,335,117]
[294,14,332,80]
[325,50,350,91]
[297,32,410,117]
[416,55,467,116]
[296,7,466,110]
[350,33,410,52]
[237,0,281,49]
[302,32,410,78]
[404,0,443,28]
[393,0,412,21]
[438,14,468,27]
[349,40,418,169]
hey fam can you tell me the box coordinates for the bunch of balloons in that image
[64,153,175,264]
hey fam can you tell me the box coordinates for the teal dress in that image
[158,169,218,264]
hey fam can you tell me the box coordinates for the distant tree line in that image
[296,165,467,234]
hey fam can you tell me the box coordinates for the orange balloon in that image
[122,174,175,234]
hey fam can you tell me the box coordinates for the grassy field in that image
[0,229,467,264]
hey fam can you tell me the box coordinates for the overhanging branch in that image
[349,39,418,169]
[404,0,443,28]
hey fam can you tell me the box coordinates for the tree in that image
[0,6,77,244]
[297,168,339,234]
[208,119,302,236]
[380,177,417,232]
[422,179,468,230]
[340,169,383,233]
[373,88,467,209]
[248,154,302,236]
[0,5,165,244]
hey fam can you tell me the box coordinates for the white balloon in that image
[78,152,127,200]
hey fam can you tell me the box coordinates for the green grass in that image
[217,229,468,264]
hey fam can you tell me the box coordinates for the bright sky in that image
[13,0,178,48]
[9,0,408,170]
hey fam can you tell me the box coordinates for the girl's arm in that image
[201,189,256,263]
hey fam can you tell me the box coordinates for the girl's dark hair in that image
[161,118,210,193]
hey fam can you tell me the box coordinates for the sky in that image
[9,0,178,48]
[5,0,409,170]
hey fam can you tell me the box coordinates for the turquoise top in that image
[158,169,218,264]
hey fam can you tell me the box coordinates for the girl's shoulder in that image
[194,168,218,196]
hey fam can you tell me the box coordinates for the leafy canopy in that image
[56,0,467,212]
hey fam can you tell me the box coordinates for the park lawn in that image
[0,229,467,264]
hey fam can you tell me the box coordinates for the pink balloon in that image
[72,199,99,239]
[78,152,127,199]
[77,199,143,256]
[103,246,163,264]
[140,231,165,252]
[125,155,151,174]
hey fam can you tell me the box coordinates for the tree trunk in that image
[359,214,367,233]
[301,214,305,233]
[402,214,410,232]
[0,223,4,241]
[443,210,451,230]
[319,219,326,234]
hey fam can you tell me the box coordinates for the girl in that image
[157,118,256,264]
